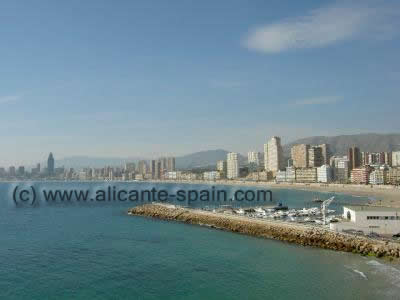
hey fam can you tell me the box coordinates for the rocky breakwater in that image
[128,203,400,260]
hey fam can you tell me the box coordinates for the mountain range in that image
[282,133,400,157]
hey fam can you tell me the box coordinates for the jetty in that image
[128,203,400,259]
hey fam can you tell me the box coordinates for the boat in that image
[235,208,245,215]
[312,196,323,203]
[274,203,288,211]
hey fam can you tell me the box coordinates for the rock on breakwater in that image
[128,203,400,260]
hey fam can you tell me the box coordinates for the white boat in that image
[236,208,245,215]
[255,207,266,214]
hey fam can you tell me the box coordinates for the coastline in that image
[142,179,400,208]
[1,178,399,207]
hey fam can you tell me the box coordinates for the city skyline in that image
[1,0,400,165]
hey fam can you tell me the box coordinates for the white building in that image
[275,170,286,182]
[392,151,400,167]
[330,205,400,236]
[227,152,239,179]
[165,171,181,180]
[369,170,385,185]
[264,136,283,172]
[247,151,260,166]
[203,171,220,181]
[317,165,332,183]
[330,156,349,182]
[275,167,296,183]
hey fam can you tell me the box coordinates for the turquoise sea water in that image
[1,182,399,299]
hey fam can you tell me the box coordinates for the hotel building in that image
[291,144,310,168]
[264,136,283,172]
[227,152,239,179]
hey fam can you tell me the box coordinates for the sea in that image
[1,181,400,299]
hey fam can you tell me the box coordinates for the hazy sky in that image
[1,0,400,166]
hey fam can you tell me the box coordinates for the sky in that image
[1,0,400,166]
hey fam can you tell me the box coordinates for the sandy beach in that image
[147,179,400,208]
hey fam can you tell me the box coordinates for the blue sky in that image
[1,0,400,166]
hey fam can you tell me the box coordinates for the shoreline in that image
[129,203,400,260]
[141,179,400,207]
[1,178,399,207]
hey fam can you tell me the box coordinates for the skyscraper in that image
[348,146,361,170]
[308,146,323,168]
[137,160,148,175]
[167,157,176,172]
[216,160,227,178]
[247,151,260,166]
[264,136,283,172]
[291,144,310,168]
[318,144,331,165]
[150,160,160,179]
[227,152,239,179]
[47,153,55,175]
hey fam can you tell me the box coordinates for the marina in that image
[205,196,338,226]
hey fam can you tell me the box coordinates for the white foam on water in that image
[353,269,367,279]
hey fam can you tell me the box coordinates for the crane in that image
[321,196,335,225]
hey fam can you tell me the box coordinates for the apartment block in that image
[227,152,239,179]
[317,165,332,183]
[348,146,361,170]
[291,144,310,168]
[318,144,331,165]
[216,160,227,178]
[369,169,387,185]
[392,152,400,167]
[203,171,220,181]
[350,167,371,184]
[387,168,400,185]
[264,136,283,172]
[308,146,323,168]
[248,151,260,166]
[295,168,317,183]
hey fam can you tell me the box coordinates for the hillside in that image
[176,149,246,169]
[283,133,400,156]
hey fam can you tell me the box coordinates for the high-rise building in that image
[150,160,157,179]
[8,166,16,177]
[137,160,148,175]
[318,144,331,165]
[348,147,361,170]
[216,160,227,178]
[150,160,161,179]
[159,157,168,175]
[17,166,25,177]
[350,166,371,184]
[392,151,400,167]
[384,152,392,166]
[167,157,176,172]
[264,136,283,172]
[308,146,323,168]
[247,151,260,166]
[47,152,55,175]
[227,152,239,179]
[291,144,310,168]
[361,152,370,165]
[330,156,349,182]
[317,165,332,183]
